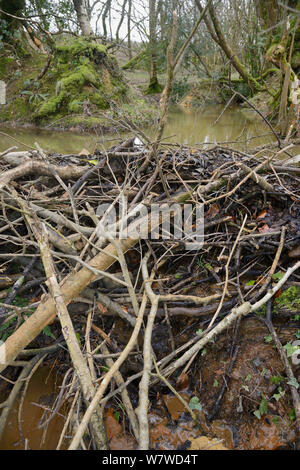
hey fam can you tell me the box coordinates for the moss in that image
[275,286,300,312]
[292,50,300,72]
[0,57,14,79]
[55,38,107,60]
[36,92,64,118]
[0,37,156,131]
[68,100,83,113]
[121,49,147,70]
[90,92,109,109]
[62,65,98,89]
[145,79,163,95]
[266,43,285,65]
[34,42,121,121]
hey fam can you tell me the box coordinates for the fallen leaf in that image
[105,408,122,440]
[176,372,189,391]
[274,289,282,298]
[257,210,268,221]
[207,204,220,219]
[187,436,228,450]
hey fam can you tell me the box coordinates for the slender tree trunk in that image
[73,0,93,36]
[147,0,162,94]
[127,0,132,59]
[102,0,112,39]
[116,0,128,42]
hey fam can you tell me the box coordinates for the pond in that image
[0,104,274,155]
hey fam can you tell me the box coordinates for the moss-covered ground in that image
[0,38,156,132]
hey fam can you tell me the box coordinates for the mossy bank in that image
[0,38,156,132]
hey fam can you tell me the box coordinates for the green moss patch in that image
[275,286,300,312]
[0,38,156,131]
[0,56,14,79]
[34,39,124,122]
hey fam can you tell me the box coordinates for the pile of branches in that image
[0,136,299,450]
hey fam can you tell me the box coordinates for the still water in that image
[0,104,274,154]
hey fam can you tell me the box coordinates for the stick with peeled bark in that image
[31,221,107,450]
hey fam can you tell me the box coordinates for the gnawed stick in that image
[31,220,108,450]
[0,159,90,191]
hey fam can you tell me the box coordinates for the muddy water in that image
[0,367,66,450]
[0,105,273,154]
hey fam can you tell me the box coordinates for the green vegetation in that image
[0,37,155,131]
[275,286,300,311]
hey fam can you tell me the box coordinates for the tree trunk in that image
[147,0,162,94]
[127,0,132,59]
[102,0,112,39]
[116,0,128,42]
[254,0,279,30]
[196,0,260,91]
[73,0,93,36]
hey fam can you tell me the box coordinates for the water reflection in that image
[163,105,273,147]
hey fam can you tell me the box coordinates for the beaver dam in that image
[0,136,299,451]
